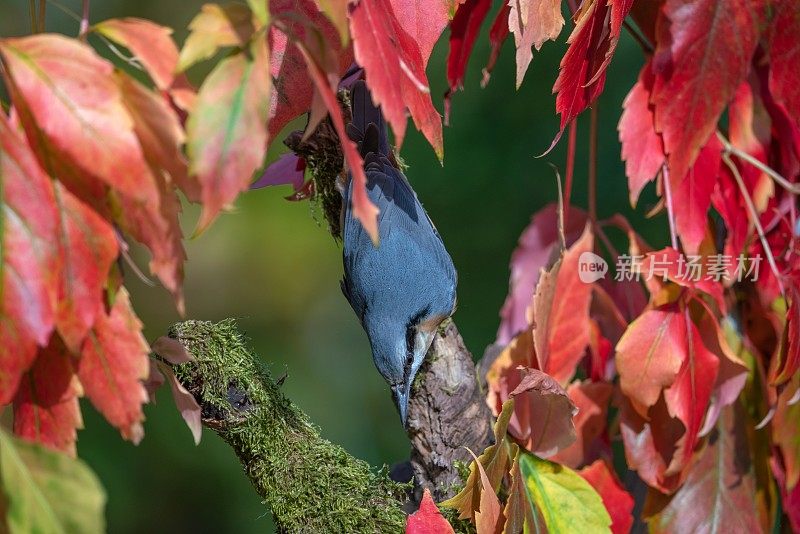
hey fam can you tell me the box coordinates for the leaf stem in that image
[722,153,785,296]
[661,165,679,250]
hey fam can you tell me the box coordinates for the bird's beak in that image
[391,382,413,427]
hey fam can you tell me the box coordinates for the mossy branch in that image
[166,319,407,533]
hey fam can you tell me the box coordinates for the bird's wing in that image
[342,162,456,309]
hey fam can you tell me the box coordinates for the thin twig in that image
[722,153,785,296]
[29,0,37,33]
[622,20,654,55]
[46,0,83,23]
[588,105,598,224]
[661,165,679,250]
[564,120,577,225]
[37,0,46,32]
[79,0,90,39]
[47,0,142,68]
[593,221,621,259]
[716,131,800,194]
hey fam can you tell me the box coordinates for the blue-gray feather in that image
[341,81,457,422]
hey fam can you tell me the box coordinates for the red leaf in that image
[0,35,161,208]
[12,336,82,456]
[604,0,635,71]
[651,0,763,180]
[768,0,800,131]
[396,17,444,160]
[53,182,118,352]
[0,112,59,404]
[509,0,564,88]
[648,405,764,533]
[578,460,634,534]
[508,368,578,457]
[696,312,748,437]
[532,224,594,384]
[268,0,350,142]
[296,38,379,241]
[349,0,444,157]
[447,0,492,92]
[669,133,722,254]
[78,288,149,444]
[117,71,196,202]
[551,380,613,468]
[116,73,188,304]
[497,203,588,345]
[713,82,770,264]
[616,305,687,416]
[618,60,664,207]
[619,394,687,493]
[617,304,722,488]
[4,41,184,301]
[93,18,179,90]
[390,0,451,66]
[550,0,609,145]
[187,34,271,233]
[113,181,186,310]
[661,311,720,468]
[349,0,408,147]
[406,489,455,534]
[482,4,511,86]
[629,0,661,45]
[639,247,725,312]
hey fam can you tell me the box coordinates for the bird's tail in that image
[347,80,391,158]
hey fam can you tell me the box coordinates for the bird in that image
[340,80,457,427]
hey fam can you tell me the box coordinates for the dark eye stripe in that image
[403,306,431,381]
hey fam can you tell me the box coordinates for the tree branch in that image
[167,319,408,533]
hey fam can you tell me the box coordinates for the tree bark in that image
[284,108,494,501]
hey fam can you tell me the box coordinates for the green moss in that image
[168,319,407,533]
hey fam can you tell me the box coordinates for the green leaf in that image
[517,451,611,534]
[0,428,105,534]
[246,0,268,25]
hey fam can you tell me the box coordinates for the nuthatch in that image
[341,81,457,427]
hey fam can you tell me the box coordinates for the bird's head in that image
[366,312,446,427]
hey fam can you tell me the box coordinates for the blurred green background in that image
[1,1,663,532]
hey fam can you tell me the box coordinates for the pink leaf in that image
[618,60,664,207]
